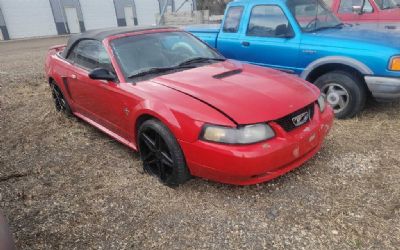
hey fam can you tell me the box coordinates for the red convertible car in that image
[45,27,333,186]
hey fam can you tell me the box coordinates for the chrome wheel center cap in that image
[327,92,340,105]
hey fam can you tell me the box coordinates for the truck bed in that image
[184,24,220,48]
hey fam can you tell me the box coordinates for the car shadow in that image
[361,98,400,118]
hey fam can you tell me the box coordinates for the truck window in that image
[339,0,373,13]
[223,6,244,33]
[247,5,290,38]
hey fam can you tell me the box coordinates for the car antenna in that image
[314,0,318,31]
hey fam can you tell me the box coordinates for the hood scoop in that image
[213,69,243,79]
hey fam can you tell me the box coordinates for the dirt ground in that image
[0,37,399,249]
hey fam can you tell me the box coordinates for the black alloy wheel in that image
[51,83,72,115]
[138,119,191,186]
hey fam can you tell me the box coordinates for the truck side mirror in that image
[275,24,295,39]
[352,5,363,15]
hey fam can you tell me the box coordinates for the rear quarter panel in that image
[45,46,77,110]
[45,45,67,81]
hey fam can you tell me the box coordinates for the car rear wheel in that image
[138,119,191,187]
[50,82,72,116]
[314,71,367,119]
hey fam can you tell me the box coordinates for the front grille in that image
[275,103,315,132]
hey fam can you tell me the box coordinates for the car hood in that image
[303,26,400,50]
[150,60,319,125]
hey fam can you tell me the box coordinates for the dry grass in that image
[0,37,399,249]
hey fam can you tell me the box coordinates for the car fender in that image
[300,56,374,80]
[130,100,184,142]
[129,97,233,146]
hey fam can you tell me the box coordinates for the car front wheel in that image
[138,119,191,187]
[314,71,367,119]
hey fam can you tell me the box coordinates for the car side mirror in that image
[275,24,295,38]
[352,5,363,15]
[88,68,116,81]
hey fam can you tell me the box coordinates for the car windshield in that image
[111,31,224,80]
[374,0,400,9]
[287,0,342,33]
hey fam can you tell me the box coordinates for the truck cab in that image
[186,0,400,119]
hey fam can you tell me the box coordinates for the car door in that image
[336,0,379,26]
[65,39,131,139]
[236,4,300,73]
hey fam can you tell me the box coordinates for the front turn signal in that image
[389,57,400,71]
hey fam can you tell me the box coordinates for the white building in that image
[0,0,195,40]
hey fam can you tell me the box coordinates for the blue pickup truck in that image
[186,0,400,118]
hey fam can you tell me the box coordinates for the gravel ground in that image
[0,37,399,249]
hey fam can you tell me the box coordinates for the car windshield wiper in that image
[310,23,344,32]
[127,57,226,79]
[333,23,345,28]
[127,65,194,79]
[128,67,176,78]
[178,57,226,66]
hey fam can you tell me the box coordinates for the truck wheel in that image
[314,71,366,119]
[138,119,191,187]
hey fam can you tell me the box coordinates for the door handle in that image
[241,41,250,47]
[70,74,77,79]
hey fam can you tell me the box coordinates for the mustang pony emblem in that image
[292,111,310,127]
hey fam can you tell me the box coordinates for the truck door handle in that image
[241,41,250,47]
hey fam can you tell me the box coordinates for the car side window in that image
[339,0,374,13]
[223,6,244,33]
[247,5,292,38]
[68,40,112,71]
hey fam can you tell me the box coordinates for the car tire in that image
[50,82,72,116]
[138,119,191,187]
[314,70,367,119]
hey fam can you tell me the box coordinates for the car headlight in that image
[317,94,326,112]
[389,56,400,71]
[200,123,275,144]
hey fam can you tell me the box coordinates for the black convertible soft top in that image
[61,26,177,58]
